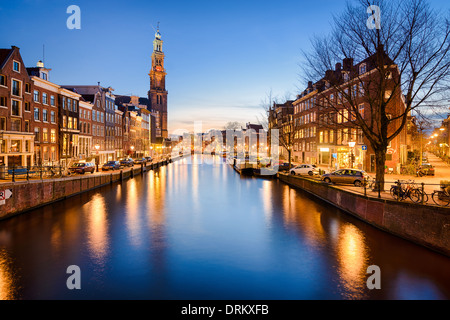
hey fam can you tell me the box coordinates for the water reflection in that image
[0,248,16,300]
[84,194,109,266]
[336,223,369,299]
[0,155,448,299]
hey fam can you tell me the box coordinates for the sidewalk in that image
[288,151,450,201]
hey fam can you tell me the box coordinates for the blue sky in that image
[1,0,449,134]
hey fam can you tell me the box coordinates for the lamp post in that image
[94,144,100,172]
[130,145,135,158]
[348,141,356,168]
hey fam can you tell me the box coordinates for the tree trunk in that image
[288,150,292,171]
[374,149,386,191]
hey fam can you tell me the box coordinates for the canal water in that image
[0,155,449,300]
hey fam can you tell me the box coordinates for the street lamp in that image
[94,144,100,172]
[348,141,356,168]
[130,145,135,158]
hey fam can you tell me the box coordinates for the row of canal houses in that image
[0,46,157,168]
[269,50,415,174]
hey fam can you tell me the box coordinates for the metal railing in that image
[0,165,66,182]
[287,172,450,208]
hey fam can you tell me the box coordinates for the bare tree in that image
[302,0,450,189]
[259,90,295,169]
[223,121,243,130]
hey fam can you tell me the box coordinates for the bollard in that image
[12,166,15,183]
[26,166,30,181]
[141,162,144,175]
[120,169,123,182]
[421,182,425,204]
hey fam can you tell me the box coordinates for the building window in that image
[43,128,48,142]
[34,127,40,142]
[34,90,40,102]
[50,110,56,123]
[0,117,6,130]
[74,118,77,130]
[357,129,364,144]
[34,107,40,121]
[25,101,30,112]
[68,99,72,111]
[73,101,77,112]
[50,95,55,106]
[63,116,67,128]
[11,100,20,116]
[0,74,6,86]
[68,117,73,129]
[25,83,30,93]
[25,120,30,132]
[50,129,56,143]
[358,104,365,119]
[43,93,48,105]
[62,97,66,109]
[12,80,21,96]
[43,109,48,122]
[0,97,6,107]
[13,61,20,72]
[10,140,21,152]
[359,63,367,75]
[11,119,21,132]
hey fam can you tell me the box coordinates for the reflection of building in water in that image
[0,248,16,300]
[85,194,109,265]
[336,223,370,299]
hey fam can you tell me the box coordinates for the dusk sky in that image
[1,0,449,134]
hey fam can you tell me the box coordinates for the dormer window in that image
[359,63,367,75]
[41,72,48,81]
[343,72,349,82]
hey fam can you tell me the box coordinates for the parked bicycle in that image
[431,186,450,206]
[390,180,423,203]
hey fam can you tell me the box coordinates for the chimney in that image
[335,63,342,71]
[308,81,313,88]
[325,70,333,79]
[343,58,353,70]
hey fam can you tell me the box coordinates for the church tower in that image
[148,24,168,139]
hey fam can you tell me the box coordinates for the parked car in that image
[102,161,120,171]
[417,163,435,176]
[145,156,153,163]
[275,162,295,172]
[321,168,370,187]
[290,164,319,176]
[134,157,147,164]
[69,162,96,174]
[120,158,134,167]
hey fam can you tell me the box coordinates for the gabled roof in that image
[0,48,14,69]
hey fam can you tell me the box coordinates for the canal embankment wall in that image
[0,160,172,221]
[278,173,450,257]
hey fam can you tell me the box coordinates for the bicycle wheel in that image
[432,191,450,206]
[390,186,401,200]
[409,189,422,203]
